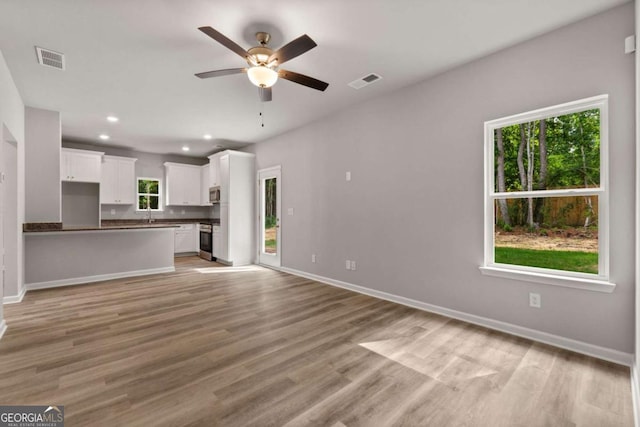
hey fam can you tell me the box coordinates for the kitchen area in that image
[22,107,255,293]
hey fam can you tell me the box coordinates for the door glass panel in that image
[263,177,277,254]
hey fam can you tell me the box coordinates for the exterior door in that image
[258,166,281,267]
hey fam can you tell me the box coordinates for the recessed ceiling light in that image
[106,116,119,123]
[182,146,190,152]
[99,134,110,140]
[203,134,212,140]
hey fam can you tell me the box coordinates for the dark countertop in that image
[24,224,180,233]
[101,218,219,226]
[23,218,220,233]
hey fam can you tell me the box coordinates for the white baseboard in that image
[275,266,633,367]
[0,319,6,341]
[3,286,26,304]
[632,364,640,427]
[26,266,176,291]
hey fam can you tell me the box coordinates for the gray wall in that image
[62,141,216,220]
[62,182,99,227]
[247,5,635,353]
[0,50,25,310]
[25,107,60,223]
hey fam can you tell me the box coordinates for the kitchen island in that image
[24,223,179,290]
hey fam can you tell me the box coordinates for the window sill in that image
[479,266,616,293]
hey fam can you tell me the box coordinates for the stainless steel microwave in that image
[209,186,221,203]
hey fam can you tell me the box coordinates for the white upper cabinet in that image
[200,164,212,206]
[61,148,104,183]
[208,154,221,187]
[219,154,230,204]
[164,162,201,206]
[100,155,137,204]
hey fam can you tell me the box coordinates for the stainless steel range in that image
[199,222,213,261]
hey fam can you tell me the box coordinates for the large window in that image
[137,178,162,211]
[481,95,612,291]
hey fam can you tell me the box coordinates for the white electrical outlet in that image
[346,171,351,181]
[529,293,541,308]
[311,254,316,263]
[110,209,116,215]
[346,260,351,270]
[181,209,185,214]
[350,260,356,270]
[170,209,174,214]
[288,208,294,215]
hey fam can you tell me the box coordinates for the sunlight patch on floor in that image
[359,338,497,382]
[195,265,268,274]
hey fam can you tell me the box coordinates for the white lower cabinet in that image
[174,223,198,254]
[212,225,222,259]
[218,205,229,261]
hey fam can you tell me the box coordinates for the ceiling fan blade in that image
[198,26,249,60]
[258,87,272,102]
[195,68,247,79]
[268,34,317,65]
[278,69,329,91]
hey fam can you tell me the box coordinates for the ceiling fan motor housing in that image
[255,31,271,46]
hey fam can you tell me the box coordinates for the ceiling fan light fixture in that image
[247,66,278,88]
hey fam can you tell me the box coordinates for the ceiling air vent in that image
[348,73,382,89]
[35,47,65,70]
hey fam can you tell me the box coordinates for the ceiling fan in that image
[195,26,329,102]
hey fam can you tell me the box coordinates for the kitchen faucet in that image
[144,195,155,223]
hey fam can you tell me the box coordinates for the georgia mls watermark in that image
[0,405,64,427]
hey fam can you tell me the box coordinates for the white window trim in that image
[481,94,615,292]
[136,177,163,212]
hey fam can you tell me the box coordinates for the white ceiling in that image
[0,0,629,157]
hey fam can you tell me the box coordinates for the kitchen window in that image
[137,177,162,211]
[480,95,614,292]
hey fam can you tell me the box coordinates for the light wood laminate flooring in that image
[0,257,633,426]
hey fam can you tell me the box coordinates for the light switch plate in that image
[346,171,351,181]
[350,260,356,270]
[288,208,294,215]
[346,260,351,270]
